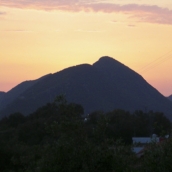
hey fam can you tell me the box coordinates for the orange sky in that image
[1,0,172,96]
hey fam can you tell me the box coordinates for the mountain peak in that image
[97,56,118,63]
[93,56,125,70]
[99,56,114,60]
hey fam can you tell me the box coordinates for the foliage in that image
[0,95,171,171]
[142,138,172,172]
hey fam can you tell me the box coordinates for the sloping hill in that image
[1,56,172,120]
[0,74,51,111]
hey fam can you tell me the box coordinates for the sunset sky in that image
[1,0,172,96]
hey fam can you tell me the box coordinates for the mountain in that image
[0,74,51,111]
[1,56,172,120]
[168,95,172,102]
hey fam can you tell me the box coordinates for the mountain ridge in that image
[0,74,52,111]
[1,56,172,120]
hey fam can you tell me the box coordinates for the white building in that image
[132,134,160,157]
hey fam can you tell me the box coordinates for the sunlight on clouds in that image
[1,1,172,95]
[1,1,172,25]
[0,11,6,15]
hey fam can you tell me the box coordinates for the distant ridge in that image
[0,74,52,110]
[1,56,172,120]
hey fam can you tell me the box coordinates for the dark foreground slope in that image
[1,56,172,120]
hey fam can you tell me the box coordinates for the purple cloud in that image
[1,0,172,25]
[86,3,172,25]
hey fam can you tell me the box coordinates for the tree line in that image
[0,95,171,171]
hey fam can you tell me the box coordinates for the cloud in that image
[127,24,136,27]
[1,0,172,25]
[76,29,104,33]
[86,3,172,25]
[0,11,6,15]
[4,29,32,32]
[110,20,117,23]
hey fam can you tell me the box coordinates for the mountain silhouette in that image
[1,56,172,120]
[0,74,51,111]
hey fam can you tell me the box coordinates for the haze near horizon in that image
[1,0,172,96]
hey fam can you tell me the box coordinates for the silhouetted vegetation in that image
[0,96,171,171]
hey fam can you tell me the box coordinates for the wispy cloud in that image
[0,11,6,15]
[127,24,136,27]
[87,3,172,25]
[4,29,32,32]
[76,29,104,33]
[1,0,172,25]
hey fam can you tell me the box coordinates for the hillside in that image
[0,74,51,111]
